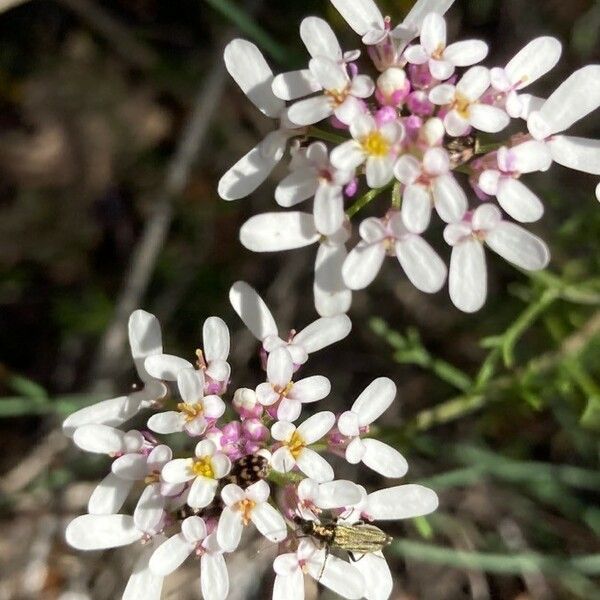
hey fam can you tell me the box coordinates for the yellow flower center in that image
[361,131,390,157]
[191,455,214,479]
[177,402,203,422]
[453,93,471,118]
[144,470,160,485]
[274,381,294,397]
[432,44,445,60]
[287,430,306,459]
[324,86,349,106]
[235,498,256,526]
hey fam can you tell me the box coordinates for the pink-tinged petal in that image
[203,316,230,363]
[66,515,142,550]
[404,44,429,65]
[314,183,344,236]
[277,398,302,422]
[308,553,365,599]
[134,484,165,533]
[123,535,165,600]
[294,315,352,354]
[290,376,331,403]
[201,552,230,600]
[342,241,386,290]
[449,240,487,313]
[202,395,226,419]
[429,84,456,105]
[297,477,320,503]
[456,66,490,101]
[472,203,503,230]
[314,239,352,318]
[330,141,366,171]
[429,58,454,81]
[271,420,296,442]
[496,179,544,223]
[402,184,432,234]
[216,507,243,552]
[351,377,397,425]
[468,104,510,133]
[128,309,163,383]
[273,553,301,577]
[73,424,125,455]
[444,109,470,137]
[188,477,218,509]
[112,453,148,481]
[148,411,184,435]
[329,0,384,36]
[444,40,488,66]
[272,69,321,101]
[161,458,195,484]
[145,354,193,381]
[273,572,304,600]
[149,533,192,576]
[223,39,283,118]
[177,368,204,403]
[506,36,562,90]
[88,472,132,515]
[251,503,288,542]
[240,212,319,252]
[443,222,472,246]
[396,235,447,293]
[288,95,333,126]
[316,480,362,509]
[301,16,342,60]
[365,155,395,188]
[361,439,409,478]
[345,437,366,464]
[478,169,501,195]
[505,141,552,173]
[432,174,468,223]
[229,281,277,341]
[276,167,319,207]
[267,346,294,388]
[338,410,360,437]
[485,222,550,270]
[296,448,334,482]
[297,411,336,444]
[394,154,422,185]
[206,359,231,383]
[221,483,245,506]
[548,135,600,175]
[351,551,392,600]
[271,446,297,473]
[368,484,439,519]
[420,13,446,56]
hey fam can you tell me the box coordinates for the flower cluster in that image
[64,284,438,600]
[219,0,600,313]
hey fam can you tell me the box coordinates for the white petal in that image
[403,0,455,30]
[296,448,334,482]
[149,533,192,576]
[420,13,446,56]
[404,44,429,65]
[272,69,321,101]
[65,515,142,550]
[271,446,297,473]
[468,104,510,133]
[188,477,218,509]
[277,398,302,422]
[342,241,385,290]
[314,240,352,317]
[267,346,294,387]
[276,167,318,207]
[444,109,470,137]
[329,0,384,36]
[201,552,230,600]
[147,411,184,435]
[308,553,365,599]
[429,58,454,81]
[123,536,165,600]
[346,437,366,464]
[444,40,488,67]
[367,484,439,519]
[443,222,472,246]
[223,39,283,118]
[548,135,600,175]
[351,75,376,99]
[334,95,363,126]
[247,479,271,503]
[506,36,562,90]
[216,507,243,552]
[351,377,396,425]
[497,178,544,223]
[351,552,392,600]
[505,140,552,173]
[290,376,331,403]
[240,212,319,251]
[423,147,450,176]
[273,572,304,600]
[316,480,362,509]
[361,439,409,478]
[251,503,287,542]
[314,183,344,236]
[472,203,502,230]
[112,453,148,481]
[88,472,132,515]
[338,410,360,437]
[297,410,336,444]
[294,315,351,353]
[534,65,600,136]
[330,141,366,171]
[161,458,194,484]
[134,484,165,533]
[396,235,447,293]
[449,240,487,313]
[177,368,204,403]
[365,156,394,189]
[309,56,348,90]
[394,154,422,184]
[485,222,550,270]
[221,483,245,506]
[301,16,342,60]
[429,84,456,105]
[203,317,230,362]
[271,419,296,442]
[205,359,230,383]
[402,184,432,234]
[288,95,332,126]
[456,66,490,101]
[229,281,277,341]
[519,94,545,120]
[479,169,501,195]
[128,310,163,382]
[73,424,124,454]
[202,394,226,419]
[145,354,193,381]
[432,174,468,223]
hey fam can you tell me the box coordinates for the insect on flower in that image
[222,452,271,488]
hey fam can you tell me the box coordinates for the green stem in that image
[346,183,393,218]
[306,126,348,145]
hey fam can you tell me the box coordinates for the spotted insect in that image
[222,453,270,489]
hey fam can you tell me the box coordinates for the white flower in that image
[62,310,167,436]
[444,204,550,313]
[66,514,152,550]
[394,146,467,233]
[149,517,229,600]
[122,535,166,600]
[271,411,336,482]
[229,280,351,364]
[331,113,404,188]
[287,57,374,127]
[478,141,552,223]
[145,316,230,386]
[216,479,287,552]
[272,17,360,101]
[490,37,562,118]
[161,440,231,509]
[256,347,331,421]
[276,142,354,236]
[429,66,510,136]
[218,40,302,201]
[404,13,488,81]
[147,368,225,436]
[273,538,365,600]
[527,65,600,176]
[295,478,362,521]
[338,377,408,478]
[342,211,447,293]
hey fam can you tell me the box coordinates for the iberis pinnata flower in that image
[219,0,599,314]
[65,300,438,599]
